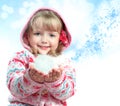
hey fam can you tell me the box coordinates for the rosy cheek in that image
[29,41,35,46]
[30,39,38,44]
[54,45,59,50]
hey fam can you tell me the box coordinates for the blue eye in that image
[34,32,41,36]
[50,34,55,37]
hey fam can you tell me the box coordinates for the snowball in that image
[34,54,57,74]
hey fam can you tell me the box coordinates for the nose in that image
[41,34,48,44]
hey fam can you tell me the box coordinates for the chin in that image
[39,52,48,55]
[41,51,50,54]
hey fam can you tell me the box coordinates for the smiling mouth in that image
[39,46,50,50]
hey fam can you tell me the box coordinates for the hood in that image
[20,8,71,51]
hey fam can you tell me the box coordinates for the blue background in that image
[0,0,120,105]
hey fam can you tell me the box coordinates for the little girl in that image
[7,8,76,106]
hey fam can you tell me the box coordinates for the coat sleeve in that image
[45,57,76,100]
[6,51,43,98]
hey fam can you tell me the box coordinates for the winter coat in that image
[7,8,76,106]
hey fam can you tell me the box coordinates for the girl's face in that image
[28,29,60,55]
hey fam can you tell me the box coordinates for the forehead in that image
[30,14,62,32]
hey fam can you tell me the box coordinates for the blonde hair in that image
[26,10,64,56]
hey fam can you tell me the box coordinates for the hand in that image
[29,63,45,83]
[44,66,63,83]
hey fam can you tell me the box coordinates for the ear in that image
[23,32,29,45]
